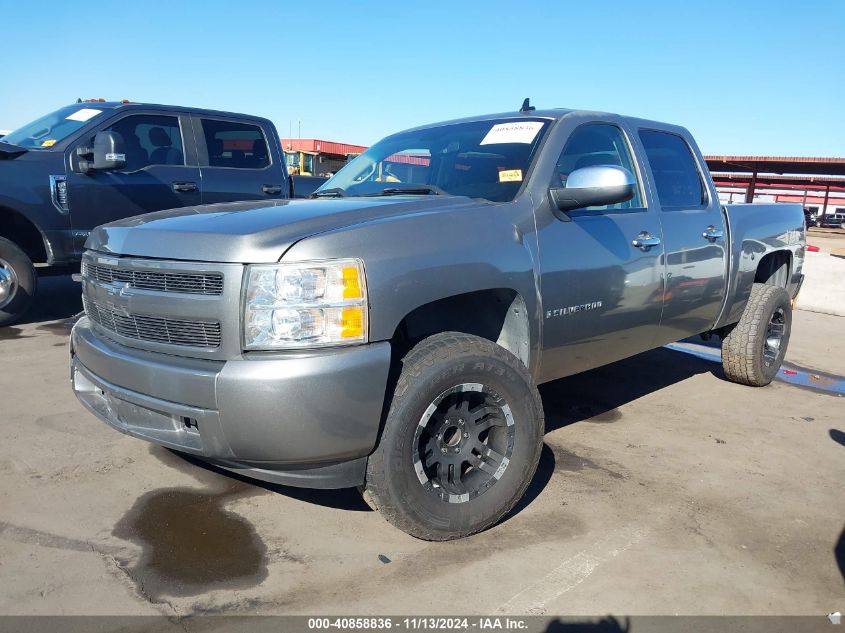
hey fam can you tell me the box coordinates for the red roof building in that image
[281,138,368,176]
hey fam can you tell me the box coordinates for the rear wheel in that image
[0,237,37,327]
[721,282,792,387]
[363,332,543,540]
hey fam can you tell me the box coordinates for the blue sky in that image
[2,1,843,155]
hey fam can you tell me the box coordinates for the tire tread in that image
[721,283,791,387]
[364,332,543,540]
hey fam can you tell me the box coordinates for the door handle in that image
[702,225,724,242]
[172,181,198,193]
[631,232,661,251]
[262,184,282,195]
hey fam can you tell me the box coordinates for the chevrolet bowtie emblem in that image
[106,282,133,298]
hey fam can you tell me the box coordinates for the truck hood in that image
[86,196,484,263]
[0,141,27,159]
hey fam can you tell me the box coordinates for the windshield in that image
[318,118,551,202]
[2,105,107,149]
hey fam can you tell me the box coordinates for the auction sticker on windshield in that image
[481,121,544,145]
[498,169,523,182]
[66,108,102,122]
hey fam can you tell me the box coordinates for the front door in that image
[537,121,665,382]
[66,112,200,247]
[637,129,727,344]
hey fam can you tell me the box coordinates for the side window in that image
[552,124,643,210]
[199,119,270,169]
[639,130,706,208]
[106,115,184,170]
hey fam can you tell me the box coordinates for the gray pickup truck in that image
[70,103,805,540]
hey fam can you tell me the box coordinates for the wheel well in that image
[0,207,47,263]
[389,289,530,369]
[754,250,791,287]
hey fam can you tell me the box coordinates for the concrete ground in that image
[0,276,843,618]
[807,226,845,255]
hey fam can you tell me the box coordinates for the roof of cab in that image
[399,108,573,134]
[69,101,271,122]
[398,107,689,140]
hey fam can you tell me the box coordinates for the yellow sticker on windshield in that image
[41,139,57,147]
[498,169,523,183]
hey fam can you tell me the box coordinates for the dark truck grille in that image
[83,297,222,348]
[82,261,223,295]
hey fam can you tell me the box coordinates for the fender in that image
[714,203,805,329]
[281,197,543,375]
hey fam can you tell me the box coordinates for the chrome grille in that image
[82,261,223,295]
[83,297,222,348]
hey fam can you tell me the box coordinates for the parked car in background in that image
[814,208,845,229]
[0,102,320,325]
[70,103,804,540]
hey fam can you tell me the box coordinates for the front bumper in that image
[70,317,391,488]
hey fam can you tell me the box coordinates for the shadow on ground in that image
[158,345,716,525]
[154,446,372,512]
[18,272,82,326]
[540,346,717,434]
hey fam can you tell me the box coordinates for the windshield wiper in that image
[375,185,448,197]
[310,187,347,198]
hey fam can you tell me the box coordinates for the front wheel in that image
[363,332,544,540]
[0,237,37,327]
[721,283,792,387]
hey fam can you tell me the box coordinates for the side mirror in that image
[550,165,636,216]
[92,131,127,171]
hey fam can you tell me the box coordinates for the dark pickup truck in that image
[0,102,323,325]
[71,103,804,540]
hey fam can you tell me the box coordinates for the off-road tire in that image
[0,237,37,327]
[721,282,792,387]
[363,332,544,540]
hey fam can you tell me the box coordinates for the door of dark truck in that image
[537,119,665,382]
[191,115,287,204]
[637,129,728,344]
[65,110,201,250]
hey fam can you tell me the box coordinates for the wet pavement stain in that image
[586,408,623,423]
[112,483,268,599]
[0,326,28,341]
[665,342,845,397]
[36,313,81,336]
[110,446,275,599]
[566,403,623,424]
[552,447,626,479]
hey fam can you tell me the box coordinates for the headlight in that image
[243,259,367,350]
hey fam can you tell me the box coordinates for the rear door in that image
[192,116,285,204]
[66,111,201,236]
[637,129,728,343]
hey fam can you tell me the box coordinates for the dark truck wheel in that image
[0,237,37,327]
[363,332,544,540]
[721,282,792,387]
